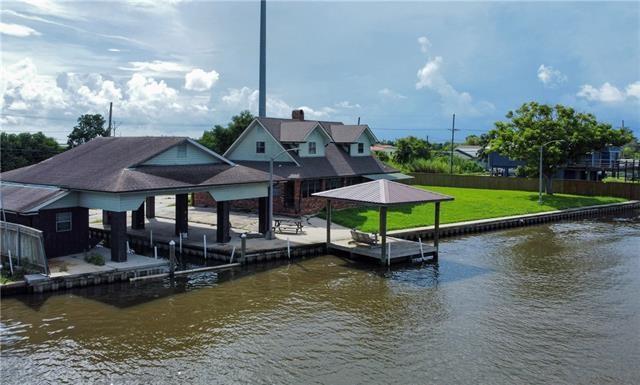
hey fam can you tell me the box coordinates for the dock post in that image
[434,202,441,261]
[203,234,207,259]
[287,237,291,259]
[169,241,176,277]
[179,233,183,255]
[154,246,158,259]
[418,237,424,259]
[387,242,391,267]
[8,249,14,275]
[379,206,387,264]
[230,246,236,263]
[240,233,247,263]
[326,200,332,247]
[150,229,153,249]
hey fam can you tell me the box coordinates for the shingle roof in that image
[1,137,272,193]
[312,179,454,206]
[257,117,342,142]
[236,142,396,180]
[279,121,321,142]
[327,124,370,143]
[0,184,68,213]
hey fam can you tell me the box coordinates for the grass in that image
[327,186,626,232]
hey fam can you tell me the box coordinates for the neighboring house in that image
[559,146,622,181]
[453,145,487,168]
[194,109,405,215]
[0,137,271,261]
[370,144,397,157]
[486,152,525,176]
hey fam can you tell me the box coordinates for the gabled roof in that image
[327,124,373,143]
[312,179,454,206]
[236,142,397,180]
[0,183,69,213]
[1,137,271,193]
[256,117,342,141]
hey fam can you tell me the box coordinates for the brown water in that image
[1,212,639,385]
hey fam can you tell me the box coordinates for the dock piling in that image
[287,238,291,259]
[203,234,207,259]
[240,233,247,263]
[169,240,176,277]
[418,237,424,259]
[230,246,236,263]
[154,246,158,259]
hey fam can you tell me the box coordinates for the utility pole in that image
[258,0,266,117]
[107,102,113,136]
[449,113,458,174]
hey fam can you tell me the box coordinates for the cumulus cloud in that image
[1,58,66,111]
[119,60,191,75]
[184,68,220,91]
[416,56,493,116]
[221,87,343,119]
[537,64,567,88]
[378,88,407,100]
[418,36,431,54]
[577,81,640,103]
[0,22,41,37]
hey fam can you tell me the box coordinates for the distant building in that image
[453,145,487,168]
[370,144,397,157]
[559,146,622,181]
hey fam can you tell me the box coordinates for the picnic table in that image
[273,217,304,234]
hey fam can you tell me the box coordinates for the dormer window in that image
[357,143,364,154]
[308,141,317,155]
[256,141,265,154]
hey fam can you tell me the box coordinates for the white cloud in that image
[378,88,407,100]
[108,48,121,52]
[16,0,80,19]
[1,58,66,111]
[0,22,41,37]
[418,36,431,54]
[335,100,361,109]
[577,81,640,103]
[184,68,220,91]
[537,64,567,88]
[416,56,493,116]
[124,73,179,113]
[119,60,190,75]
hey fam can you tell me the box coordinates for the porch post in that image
[110,211,127,262]
[258,196,269,235]
[433,201,440,261]
[326,199,332,245]
[175,193,188,236]
[102,210,111,226]
[379,206,387,264]
[131,202,145,230]
[145,196,155,219]
[217,201,231,243]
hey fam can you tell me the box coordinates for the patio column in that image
[145,196,155,219]
[131,202,145,230]
[326,199,332,245]
[102,210,111,226]
[217,201,230,243]
[175,193,188,236]
[433,201,440,261]
[258,196,269,234]
[110,211,127,262]
[379,206,387,264]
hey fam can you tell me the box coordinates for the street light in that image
[266,146,301,240]
[538,139,564,205]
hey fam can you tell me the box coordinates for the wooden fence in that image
[409,173,640,200]
[1,221,49,275]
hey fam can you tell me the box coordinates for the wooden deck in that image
[329,237,437,264]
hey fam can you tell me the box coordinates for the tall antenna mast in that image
[107,101,113,136]
[259,0,267,117]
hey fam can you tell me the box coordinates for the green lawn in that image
[327,186,626,232]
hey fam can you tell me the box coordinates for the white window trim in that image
[308,141,317,155]
[56,212,72,232]
[256,141,266,154]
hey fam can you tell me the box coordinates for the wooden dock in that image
[329,237,436,264]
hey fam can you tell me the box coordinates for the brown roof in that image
[279,121,322,142]
[0,184,68,213]
[312,179,453,206]
[236,143,396,180]
[327,124,370,143]
[257,117,342,142]
[1,137,272,193]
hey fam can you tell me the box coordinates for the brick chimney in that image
[291,109,304,121]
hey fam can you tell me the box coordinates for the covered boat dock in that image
[313,179,453,264]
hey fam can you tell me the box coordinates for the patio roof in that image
[312,179,453,206]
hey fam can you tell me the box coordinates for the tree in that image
[199,110,255,154]
[67,114,108,148]
[393,136,431,164]
[464,134,482,146]
[485,102,633,193]
[1,132,63,172]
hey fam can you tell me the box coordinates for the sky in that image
[1,0,639,144]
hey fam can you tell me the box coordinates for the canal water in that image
[1,212,639,385]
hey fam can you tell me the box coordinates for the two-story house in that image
[194,110,402,215]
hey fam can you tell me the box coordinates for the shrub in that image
[84,253,105,266]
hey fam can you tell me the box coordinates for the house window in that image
[56,212,72,232]
[357,143,365,154]
[302,179,322,198]
[308,141,317,155]
[256,141,265,154]
[329,178,343,189]
[177,143,187,158]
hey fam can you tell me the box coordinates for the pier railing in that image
[0,221,49,275]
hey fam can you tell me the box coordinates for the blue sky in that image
[1,1,639,143]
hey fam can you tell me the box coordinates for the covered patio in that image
[313,179,453,264]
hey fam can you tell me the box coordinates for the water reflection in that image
[1,211,639,385]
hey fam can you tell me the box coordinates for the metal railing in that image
[0,221,49,275]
